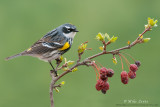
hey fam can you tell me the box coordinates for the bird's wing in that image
[23,29,67,55]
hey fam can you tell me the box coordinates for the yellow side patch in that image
[27,48,32,52]
[59,42,70,50]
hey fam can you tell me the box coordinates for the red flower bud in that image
[106,69,114,77]
[100,67,108,75]
[100,74,108,81]
[95,79,105,91]
[101,89,107,94]
[135,61,141,67]
[130,64,138,72]
[121,71,129,84]
[103,82,110,91]
[128,71,136,79]
[101,82,110,94]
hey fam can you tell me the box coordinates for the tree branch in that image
[49,26,152,107]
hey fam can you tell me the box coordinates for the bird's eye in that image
[67,28,72,31]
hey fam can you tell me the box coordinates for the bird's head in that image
[59,23,79,38]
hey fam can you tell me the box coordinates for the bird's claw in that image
[50,69,58,77]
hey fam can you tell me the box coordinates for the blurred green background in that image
[0,0,160,107]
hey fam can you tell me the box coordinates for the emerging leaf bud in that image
[96,33,105,41]
[55,88,60,93]
[67,60,75,66]
[112,57,117,65]
[148,17,158,27]
[60,81,65,85]
[72,67,78,72]
[143,38,151,43]
[78,43,87,54]
[110,36,118,43]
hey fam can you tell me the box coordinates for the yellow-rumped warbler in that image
[6,23,78,72]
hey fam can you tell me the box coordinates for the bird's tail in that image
[5,53,22,61]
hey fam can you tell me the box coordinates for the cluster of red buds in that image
[121,61,141,84]
[92,53,141,94]
[95,67,114,94]
[93,54,141,94]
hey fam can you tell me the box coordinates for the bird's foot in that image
[50,69,58,77]
[56,58,62,65]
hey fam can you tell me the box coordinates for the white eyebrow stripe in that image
[65,26,71,29]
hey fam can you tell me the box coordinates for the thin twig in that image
[119,54,124,71]
[57,63,67,70]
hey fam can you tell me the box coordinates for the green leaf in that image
[148,17,158,27]
[99,46,104,51]
[72,67,78,72]
[63,67,69,71]
[55,88,59,93]
[78,43,87,54]
[105,33,110,40]
[60,81,65,85]
[112,57,117,64]
[110,36,118,43]
[67,60,75,66]
[143,38,151,43]
[59,56,63,61]
[96,33,105,41]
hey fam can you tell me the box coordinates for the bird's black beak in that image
[74,29,79,32]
